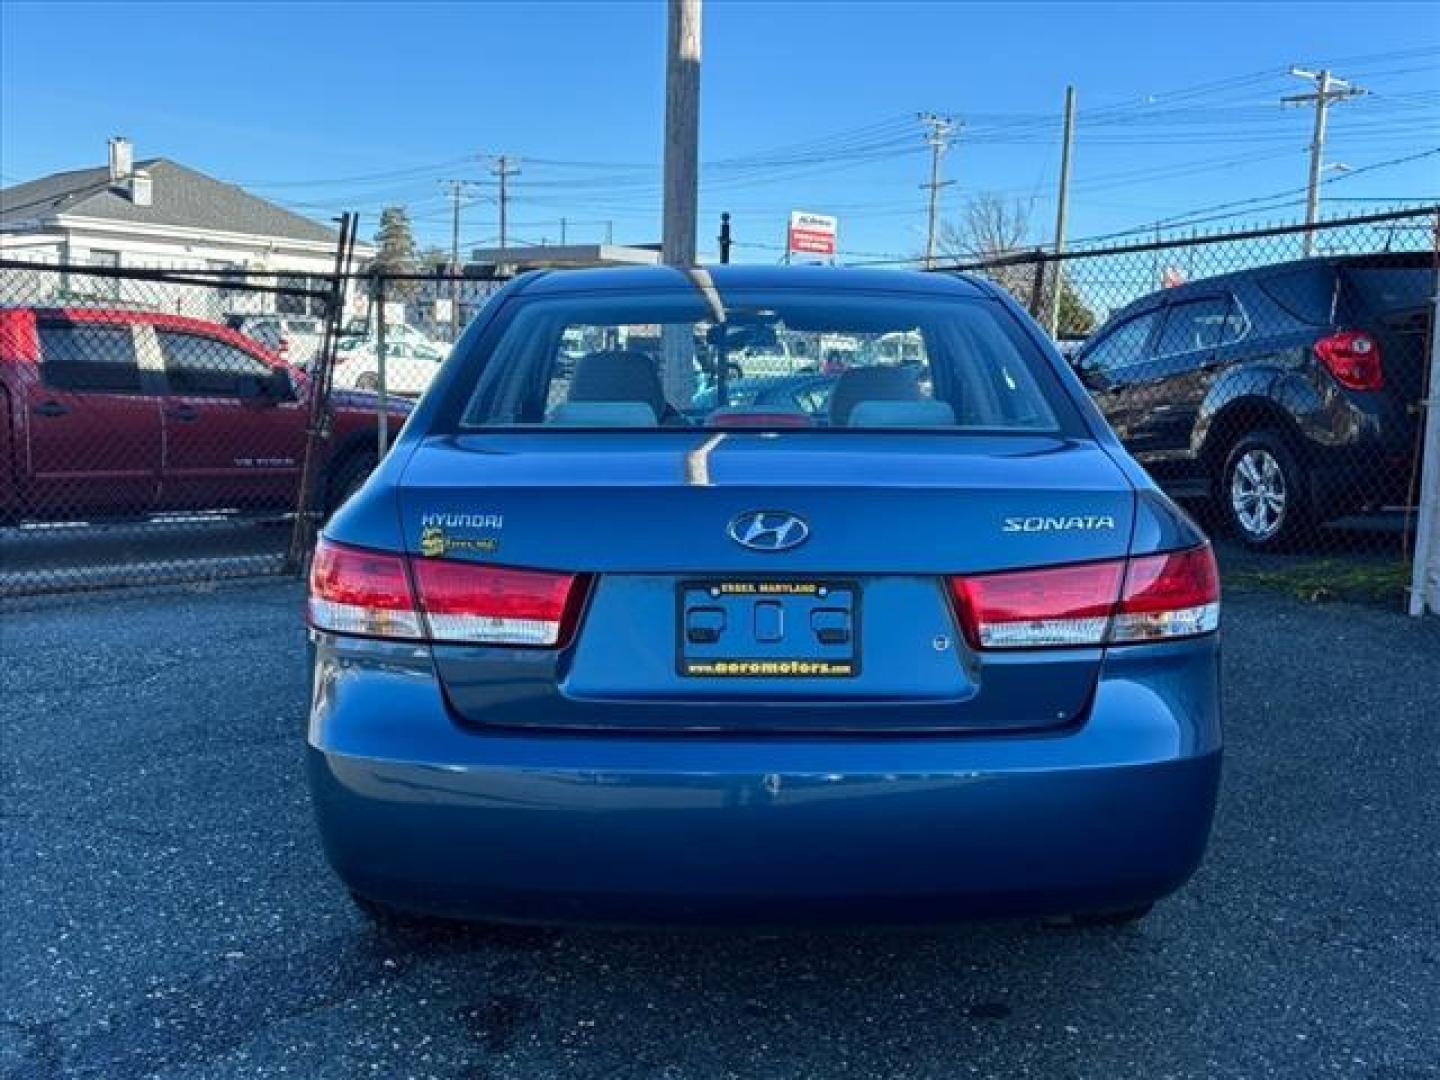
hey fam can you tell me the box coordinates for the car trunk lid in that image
[398,431,1138,733]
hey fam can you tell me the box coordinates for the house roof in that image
[0,158,340,245]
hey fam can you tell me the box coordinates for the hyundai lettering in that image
[306,265,1222,927]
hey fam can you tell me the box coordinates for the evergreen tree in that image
[372,207,419,296]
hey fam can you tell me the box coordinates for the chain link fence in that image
[4,206,1437,611]
[938,207,1439,608]
[0,255,400,598]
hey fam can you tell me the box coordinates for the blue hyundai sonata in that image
[306,265,1221,927]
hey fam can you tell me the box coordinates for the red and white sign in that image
[787,211,838,259]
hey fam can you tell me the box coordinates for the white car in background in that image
[227,314,327,368]
[333,338,447,396]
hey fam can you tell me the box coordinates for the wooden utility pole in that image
[661,0,701,402]
[447,180,462,341]
[919,113,956,270]
[1048,86,1077,337]
[1284,68,1365,256]
[490,155,520,252]
[441,178,481,341]
[662,0,701,268]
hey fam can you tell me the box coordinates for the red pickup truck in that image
[0,306,409,523]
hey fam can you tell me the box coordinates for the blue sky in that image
[2,1,1437,262]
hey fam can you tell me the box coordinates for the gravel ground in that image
[1,579,1437,1080]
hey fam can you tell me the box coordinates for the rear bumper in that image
[306,633,1222,925]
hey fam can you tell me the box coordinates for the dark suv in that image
[1072,254,1434,548]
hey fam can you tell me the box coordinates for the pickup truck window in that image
[38,323,143,393]
[158,331,274,396]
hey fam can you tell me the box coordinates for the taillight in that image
[1314,329,1382,391]
[948,545,1219,649]
[949,560,1123,648]
[308,540,423,640]
[411,559,587,646]
[307,538,588,647]
[1110,546,1221,643]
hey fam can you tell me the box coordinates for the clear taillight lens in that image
[949,545,1220,650]
[307,538,588,647]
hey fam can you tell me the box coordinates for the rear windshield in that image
[1260,263,1436,324]
[1340,267,1434,315]
[1258,267,1338,325]
[458,287,1067,432]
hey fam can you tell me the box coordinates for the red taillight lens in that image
[948,545,1220,649]
[1314,330,1382,391]
[308,539,423,640]
[307,538,588,647]
[412,560,588,646]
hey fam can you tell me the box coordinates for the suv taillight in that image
[308,539,589,647]
[948,545,1220,649]
[1314,330,1382,391]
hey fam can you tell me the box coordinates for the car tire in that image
[324,449,378,518]
[1220,430,1312,550]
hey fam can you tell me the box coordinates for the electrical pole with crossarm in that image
[441,178,482,341]
[920,113,957,270]
[1284,68,1366,256]
[489,155,521,252]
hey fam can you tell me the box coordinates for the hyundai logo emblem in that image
[728,511,810,552]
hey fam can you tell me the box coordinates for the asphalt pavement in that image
[0,518,290,599]
[1,580,1437,1079]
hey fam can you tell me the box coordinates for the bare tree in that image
[938,193,1034,261]
[936,194,1094,337]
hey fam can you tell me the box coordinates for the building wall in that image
[1,218,373,323]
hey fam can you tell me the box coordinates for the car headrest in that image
[846,400,955,427]
[549,401,658,427]
[569,350,667,418]
[828,365,923,426]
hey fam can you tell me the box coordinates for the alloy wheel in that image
[1230,447,1287,542]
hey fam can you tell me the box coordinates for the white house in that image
[0,138,373,319]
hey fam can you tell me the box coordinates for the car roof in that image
[19,306,286,364]
[511,263,991,299]
[1103,251,1434,323]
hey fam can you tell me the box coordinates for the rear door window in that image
[456,288,1073,433]
[1154,297,1234,357]
[37,322,143,393]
